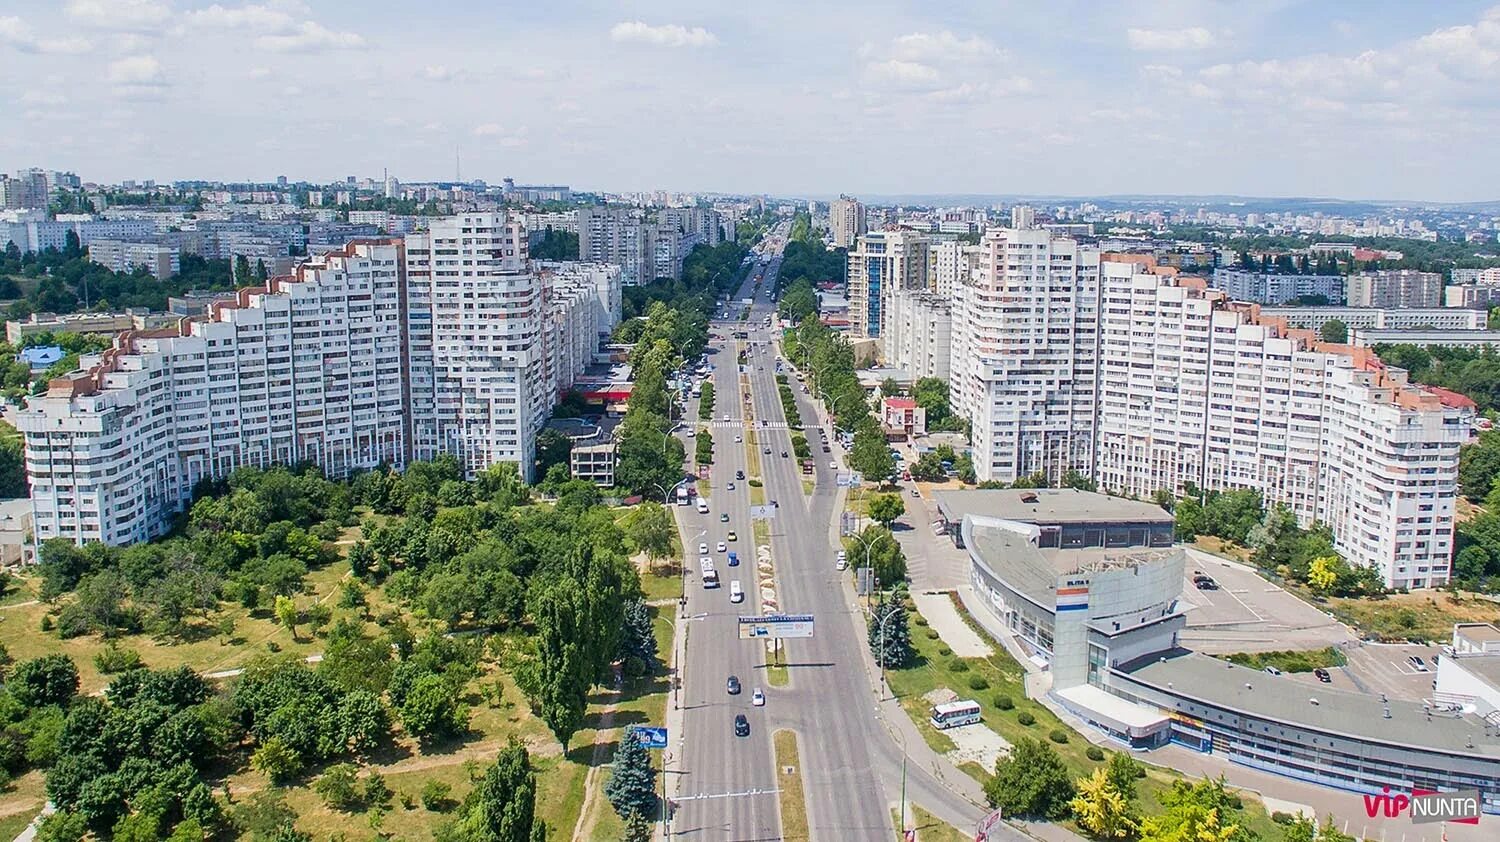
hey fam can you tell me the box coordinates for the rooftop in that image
[1457,623,1500,644]
[935,488,1175,527]
[965,518,1181,611]
[1118,651,1500,759]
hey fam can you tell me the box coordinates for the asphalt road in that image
[672,241,991,840]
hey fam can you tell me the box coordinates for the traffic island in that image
[773,730,810,841]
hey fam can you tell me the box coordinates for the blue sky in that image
[3,1,1499,202]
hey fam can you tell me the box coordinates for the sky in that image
[3,0,1500,202]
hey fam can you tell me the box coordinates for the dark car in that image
[735,470,745,480]
[726,675,741,695]
[781,451,788,458]
[1313,668,1332,683]
[734,714,750,737]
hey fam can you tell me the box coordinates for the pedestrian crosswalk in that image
[706,420,796,430]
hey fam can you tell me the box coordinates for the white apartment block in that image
[20,216,621,547]
[928,239,976,298]
[882,290,952,381]
[951,228,1101,485]
[1450,267,1500,285]
[1345,269,1443,308]
[522,211,579,235]
[829,197,867,248]
[20,241,410,545]
[1211,268,1345,304]
[845,230,929,338]
[86,240,180,279]
[1094,259,1471,589]
[1257,306,1485,332]
[404,214,547,479]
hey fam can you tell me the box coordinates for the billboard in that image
[737,614,815,639]
[629,726,668,750]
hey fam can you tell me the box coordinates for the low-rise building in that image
[881,397,926,438]
[87,239,180,279]
[1211,268,1345,305]
[1258,306,1485,332]
[1446,284,1500,310]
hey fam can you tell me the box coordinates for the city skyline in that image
[3,1,1500,202]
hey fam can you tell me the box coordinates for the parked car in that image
[1313,668,1332,683]
[1263,665,1283,676]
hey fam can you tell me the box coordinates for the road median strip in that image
[773,730,810,841]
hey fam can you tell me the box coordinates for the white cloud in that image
[1126,27,1219,51]
[864,59,941,89]
[474,123,528,148]
[182,3,297,32]
[20,91,67,106]
[107,54,165,86]
[255,21,364,52]
[609,21,718,48]
[424,65,456,81]
[65,0,171,32]
[0,16,93,53]
[925,77,1033,103]
[879,31,1002,63]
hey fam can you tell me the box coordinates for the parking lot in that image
[1177,550,1352,654]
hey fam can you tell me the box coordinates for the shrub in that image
[993,695,1014,710]
[39,615,52,632]
[948,659,969,673]
[1086,746,1105,762]
[1048,729,1069,744]
[913,616,928,626]
[748,479,763,487]
[1017,712,1035,726]
[925,629,939,639]
[314,763,361,810]
[93,644,143,674]
[1271,812,1294,825]
[937,647,952,657]
[420,780,453,812]
[967,676,989,691]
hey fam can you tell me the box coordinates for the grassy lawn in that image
[0,809,40,841]
[745,429,762,478]
[894,804,968,842]
[1192,535,1253,563]
[0,770,46,839]
[1220,647,1345,673]
[1315,589,1500,643]
[773,730,808,841]
[640,565,685,604]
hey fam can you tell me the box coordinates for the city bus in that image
[930,700,982,730]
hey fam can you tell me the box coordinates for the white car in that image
[734,435,742,443]
[829,461,838,469]
[716,541,727,552]
[699,542,709,555]
[836,558,848,571]
[685,428,696,437]
[752,688,765,706]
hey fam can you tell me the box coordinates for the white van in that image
[729,580,744,603]
[696,499,709,515]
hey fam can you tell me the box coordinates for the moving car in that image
[751,688,765,707]
[722,414,730,422]
[727,481,736,490]
[727,531,737,541]
[720,513,729,522]
[1263,665,1283,676]
[1313,668,1332,683]
[736,469,745,480]
[734,714,750,737]
[726,675,741,694]
[763,447,771,454]
[699,543,709,555]
[729,580,743,603]
[836,557,848,571]
[734,435,742,443]
[829,460,838,469]
[780,450,788,458]
[717,541,727,552]
[910,487,920,497]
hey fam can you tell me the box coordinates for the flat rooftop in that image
[1457,623,1500,644]
[967,520,1180,611]
[935,488,1175,526]
[1457,653,1500,691]
[1118,651,1500,759]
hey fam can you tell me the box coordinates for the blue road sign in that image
[631,726,668,749]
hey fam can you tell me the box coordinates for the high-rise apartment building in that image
[829,197,867,248]
[21,216,620,547]
[928,239,977,298]
[87,240,180,279]
[883,290,951,381]
[1345,269,1443,308]
[577,205,707,285]
[1094,259,1470,588]
[951,228,1101,485]
[845,230,929,338]
[0,170,50,210]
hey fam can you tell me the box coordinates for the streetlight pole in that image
[846,529,888,609]
[876,597,902,700]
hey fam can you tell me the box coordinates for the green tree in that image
[274,595,298,640]
[867,597,913,668]
[618,599,658,676]
[603,730,656,820]
[535,429,573,480]
[1104,752,1142,803]
[250,736,303,782]
[313,762,361,810]
[627,502,675,567]
[848,428,895,483]
[1319,319,1349,344]
[445,737,540,842]
[520,578,593,750]
[844,526,907,585]
[400,674,468,740]
[9,655,79,708]
[866,492,905,528]
[778,279,818,322]
[985,737,1075,819]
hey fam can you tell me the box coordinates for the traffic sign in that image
[737,614,815,639]
[630,726,668,749]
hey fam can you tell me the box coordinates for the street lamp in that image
[846,529,890,611]
[875,596,903,699]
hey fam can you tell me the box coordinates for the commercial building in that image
[87,239,180,279]
[951,227,1100,485]
[5,311,167,344]
[1346,269,1443,308]
[1258,306,1485,332]
[882,290,951,381]
[1094,259,1471,588]
[829,196,867,248]
[21,215,620,546]
[845,229,929,339]
[947,489,1500,812]
[1211,268,1345,305]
